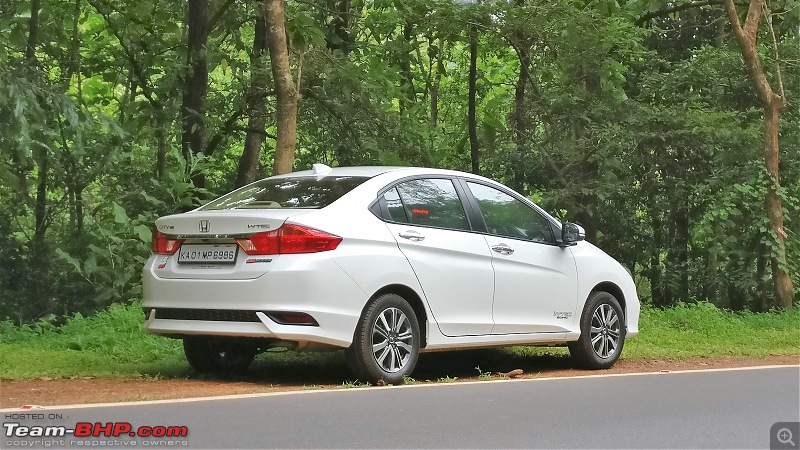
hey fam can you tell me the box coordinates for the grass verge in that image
[1,301,797,380]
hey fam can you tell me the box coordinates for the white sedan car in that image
[143,165,639,383]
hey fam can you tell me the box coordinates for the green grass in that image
[625,302,800,359]
[0,303,186,379]
[0,301,797,380]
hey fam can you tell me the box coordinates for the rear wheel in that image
[569,291,625,369]
[183,337,257,374]
[347,293,421,384]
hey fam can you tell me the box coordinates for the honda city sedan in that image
[143,164,640,383]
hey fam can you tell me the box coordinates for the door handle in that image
[491,244,514,255]
[399,230,425,242]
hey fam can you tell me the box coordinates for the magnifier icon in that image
[777,428,796,446]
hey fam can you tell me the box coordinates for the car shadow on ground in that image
[185,348,578,386]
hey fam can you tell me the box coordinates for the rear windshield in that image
[200,176,370,210]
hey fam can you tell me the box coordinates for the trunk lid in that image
[151,209,311,280]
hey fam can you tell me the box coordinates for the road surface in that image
[2,366,798,449]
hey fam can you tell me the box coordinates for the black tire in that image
[347,293,421,384]
[568,291,626,369]
[183,337,257,375]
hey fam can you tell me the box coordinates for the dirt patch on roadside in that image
[2,354,797,409]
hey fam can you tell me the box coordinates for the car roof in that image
[272,165,488,181]
[272,166,410,178]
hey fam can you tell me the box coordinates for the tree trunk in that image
[702,231,719,304]
[25,0,40,62]
[763,101,794,308]
[572,66,601,244]
[430,39,445,128]
[468,26,479,175]
[327,0,352,53]
[236,3,269,187]
[510,43,529,193]
[31,146,51,317]
[181,0,209,187]
[674,202,690,302]
[755,240,768,311]
[156,118,167,179]
[399,21,415,110]
[63,0,81,84]
[664,214,676,306]
[724,0,794,308]
[650,215,664,306]
[266,0,298,175]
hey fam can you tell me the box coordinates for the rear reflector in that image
[267,313,319,326]
[236,224,342,255]
[152,230,183,255]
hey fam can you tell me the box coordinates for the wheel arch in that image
[591,281,627,320]
[367,284,428,348]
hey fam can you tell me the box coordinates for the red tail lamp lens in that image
[152,230,183,255]
[236,224,342,255]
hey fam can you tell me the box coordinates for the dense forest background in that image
[0,0,797,323]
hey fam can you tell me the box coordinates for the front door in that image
[464,181,579,334]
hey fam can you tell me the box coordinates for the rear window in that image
[200,176,369,210]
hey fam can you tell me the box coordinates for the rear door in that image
[462,181,579,334]
[380,178,495,336]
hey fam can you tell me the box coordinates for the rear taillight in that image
[152,230,183,255]
[236,224,342,255]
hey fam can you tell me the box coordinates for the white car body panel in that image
[385,222,495,336]
[567,241,641,339]
[485,236,579,334]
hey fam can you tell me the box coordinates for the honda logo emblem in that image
[199,220,210,233]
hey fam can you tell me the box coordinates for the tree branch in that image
[742,0,763,39]
[204,107,246,157]
[231,126,277,139]
[763,1,785,104]
[636,0,748,26]
[88,0,163,110]
[208,0,236,32]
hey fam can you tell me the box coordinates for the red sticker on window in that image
[412,209,429,215]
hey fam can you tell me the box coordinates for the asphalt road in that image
[3,366,798,449]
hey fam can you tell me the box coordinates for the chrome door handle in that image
[491,244,514,255]
[398,230,425,242]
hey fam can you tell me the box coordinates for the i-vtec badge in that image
[199,220,210,233]
[247,223,272,229]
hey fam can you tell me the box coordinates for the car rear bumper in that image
[141,254,367,348]
[143,310,355,348]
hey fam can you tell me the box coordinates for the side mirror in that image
[561,222,585,246]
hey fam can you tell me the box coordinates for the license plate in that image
[177,244,238,264]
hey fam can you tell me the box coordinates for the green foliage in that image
[624,302,800,358]
[0,302,185,379]
[0,0,797,324]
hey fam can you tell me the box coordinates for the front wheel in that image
[183,337,257,375]
[568,291,626,369]
[347,293,421,384]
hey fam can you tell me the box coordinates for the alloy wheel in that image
[590,304,620,359]
[371,307,413,373]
